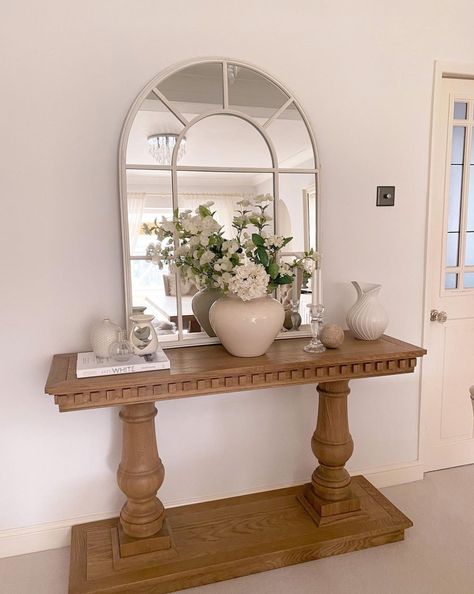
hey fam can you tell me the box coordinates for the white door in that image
[422,73,474,472]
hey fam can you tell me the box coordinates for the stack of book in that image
[76,349,170,378]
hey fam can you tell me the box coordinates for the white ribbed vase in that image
[209,294,284,357]
[346,281,388,341]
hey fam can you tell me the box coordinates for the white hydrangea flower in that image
[182,217,200,235]
[301,257,316,274]
[219,257,234,272]
[228,262,270,301]
[199,250,215,265]
[174,245,190,257]
[188,235,201,248]
[254,193,274,204]
[233,215,249,227]
[279,261,292,275]
[160,219,176,234]
[236,198,252,207]
[199,233,210,247]
[222,239,239,254]
[201,215,221,234]
[264,235,285,249]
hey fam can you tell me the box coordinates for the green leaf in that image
[268,261,279,279]
[275,274,293,285]
[256,246,269,266]
[252,233,264,247]
[281,237,293,247]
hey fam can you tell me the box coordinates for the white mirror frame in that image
[119,57,321,348]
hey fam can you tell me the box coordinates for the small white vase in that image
[346,281,388,341]
[90,318,121,359]
[209,294,284,357]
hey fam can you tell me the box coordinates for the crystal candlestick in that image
[304,304,326,353]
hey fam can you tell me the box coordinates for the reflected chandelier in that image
[147,133,186,165]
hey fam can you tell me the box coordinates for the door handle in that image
[430,309,448,323]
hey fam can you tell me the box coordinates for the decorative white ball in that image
[320,324,345,349]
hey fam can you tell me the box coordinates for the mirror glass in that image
[126,96,185,166]
[179,115,272,168]
[266,102,315,169]
[158,62,224,115]
[227,64,289,118]
[126,169,179,343]
[121,60,319,346]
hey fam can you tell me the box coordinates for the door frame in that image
[420,60,474,470]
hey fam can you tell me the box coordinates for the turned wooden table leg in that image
[302,380,361,522]
[116,402,171,555]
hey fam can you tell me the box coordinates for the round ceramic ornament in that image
[320,324,345,349]
[90,318,121,359]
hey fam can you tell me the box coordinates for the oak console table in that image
[45,333,425,594]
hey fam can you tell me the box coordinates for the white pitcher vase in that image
[346,281,388,341]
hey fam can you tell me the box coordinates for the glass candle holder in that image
[304,304,326,353]
[109,330,133,362]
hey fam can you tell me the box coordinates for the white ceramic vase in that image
[191,288,222,337]
[209,294,285,357]
[346,281,388,340]
[90,318,121,359]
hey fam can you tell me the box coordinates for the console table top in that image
[45,333,426,412]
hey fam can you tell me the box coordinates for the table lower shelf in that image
[69,475,412,594]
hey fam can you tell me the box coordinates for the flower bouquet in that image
[144,194,319,356]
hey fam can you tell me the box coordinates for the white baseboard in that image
[0,461,424,559]
[0,510,119,560]
[353,460,424,489]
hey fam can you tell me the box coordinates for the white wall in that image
[2,0,474,544]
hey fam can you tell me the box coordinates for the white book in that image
[76,349,170,378]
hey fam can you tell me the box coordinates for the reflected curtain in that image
[127,193,146,253]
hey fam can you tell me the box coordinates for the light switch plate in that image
[376,186,395,206]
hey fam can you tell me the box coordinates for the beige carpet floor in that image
[1,465,473,594]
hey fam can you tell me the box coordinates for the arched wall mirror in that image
[119,59,320,347]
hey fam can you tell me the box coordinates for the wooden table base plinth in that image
[117,520,172,558]
[299,484,361,525]
[69,476,412,594]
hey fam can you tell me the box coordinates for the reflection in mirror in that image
[121,59,319,347]
[158,62,224,116]
[126,96,185,165]
[279,173,317,252]
[179,114,272,168]
[304,186,317,252]
[278,254,314,328]
[126,169,178,342]
[176,171,277,340]
[227,64,289,119]
[177,170,275,239]
[265,102,315,169]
